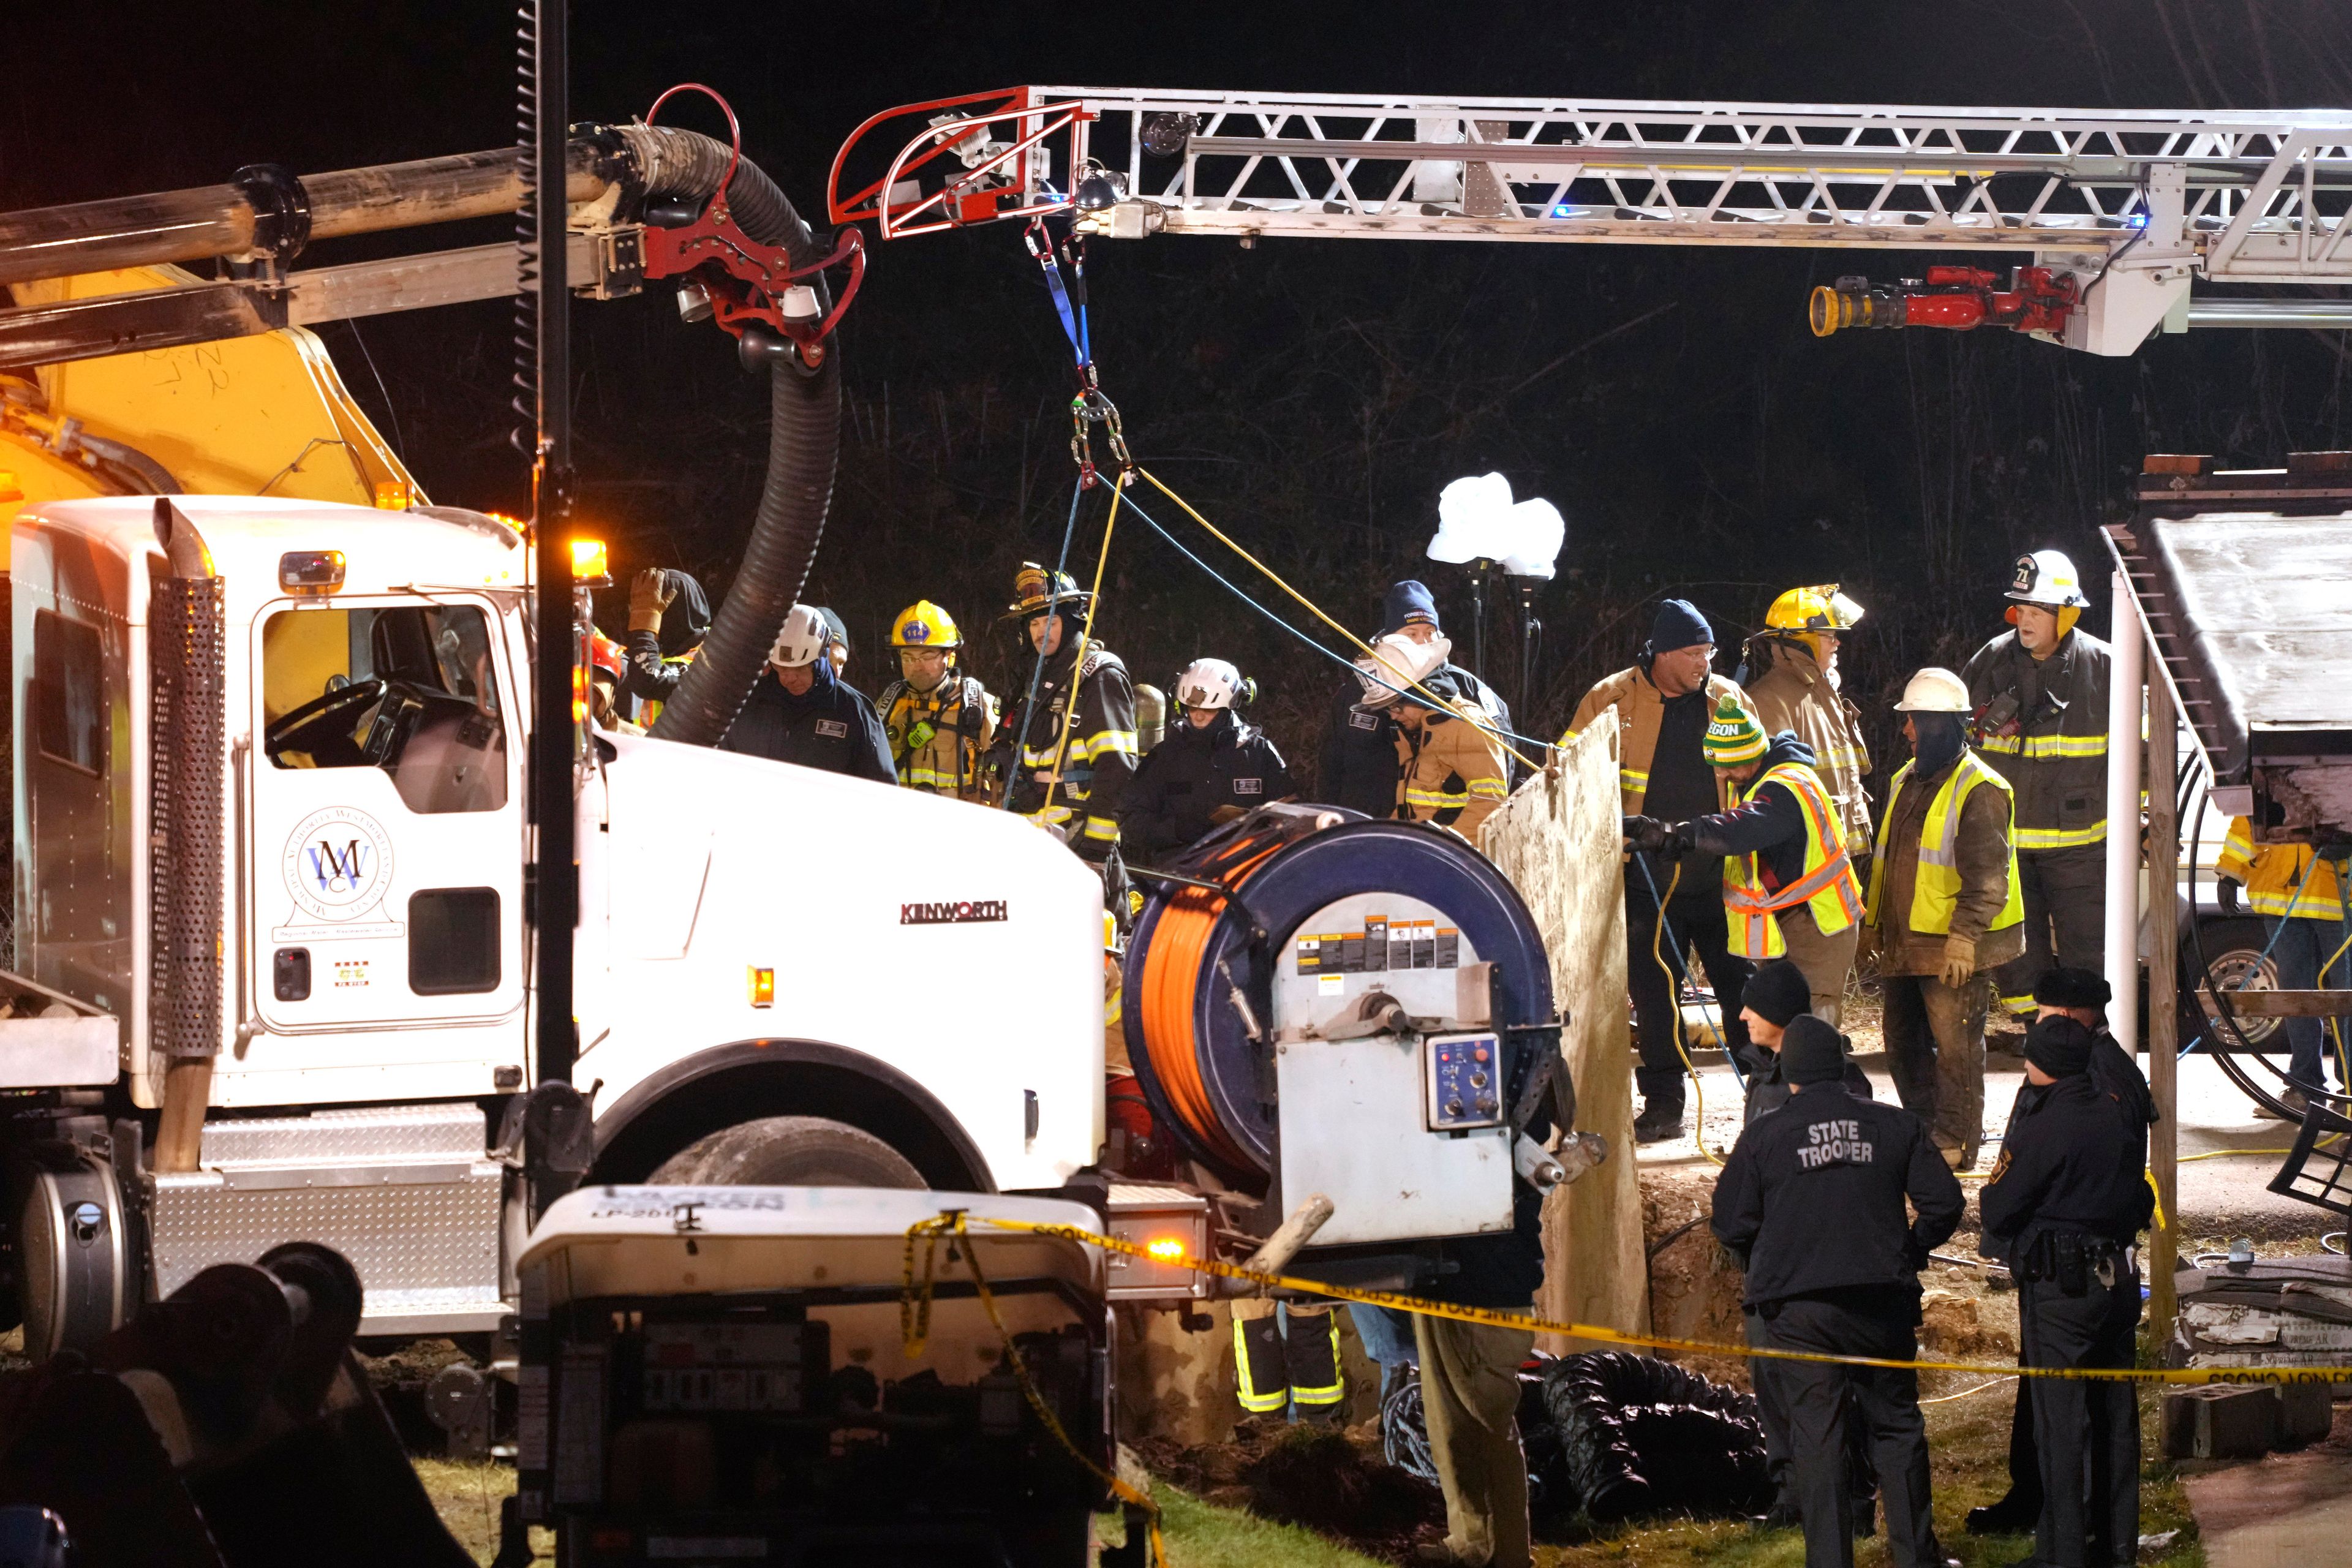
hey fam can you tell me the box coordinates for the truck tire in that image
[2181,913,2283,1050]
[647,1116,925,1188]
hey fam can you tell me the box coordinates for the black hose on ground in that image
[616,123,842,749]
[1541,1351,1771,1522]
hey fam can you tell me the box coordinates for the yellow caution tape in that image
[924,1211,2352,1389]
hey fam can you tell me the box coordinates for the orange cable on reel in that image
[1131,827,1289,1176]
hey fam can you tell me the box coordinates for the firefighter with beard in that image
[877,601,997,801]
[992,564,1139,863]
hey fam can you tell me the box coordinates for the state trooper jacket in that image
[1710,1082,1964,1309]
[1741,639,1873,853]
[716,660,895,783]
[1962,626,2113,854]
[1979,1071,2155,1259]
[1119,709,1296,859]
[995,643,1138,860]
[1565,664,1757,816]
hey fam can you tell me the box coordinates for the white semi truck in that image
[4,491,1106,1354]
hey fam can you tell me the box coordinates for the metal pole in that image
[528,0,577,1088]
[2146,631,2180,1344]
[2104,568,2145,1052]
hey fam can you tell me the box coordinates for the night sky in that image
[12,1,2352,782]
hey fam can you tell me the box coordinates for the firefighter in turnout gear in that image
[2216,817,2350,1115]
[1569,598,1762,1142]
[1962,549,2112,1018]
[877,601,998,801]
[993,564,1139,861]
[1353,633,1510,839]
[1119,658,1297,858]
[1711,1016,1964,1568]
[1742,585,1874,869]
[1629,696,1863,1023]
[1978,1015,2154,1568]
[1865,668,2025,1169]
[1231,1300,1346,1427]
[1321,580,1515,816]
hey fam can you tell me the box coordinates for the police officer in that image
[877,601,998,801]
[1968,968,2155,1539]
[1978,1016,2152,1568]
[1712,1016,1963,1568]
[717,605,895,781]
[1119,658,1296,859]
[1963,550,2113,1019]
[993,564,1139,862]
[1738,960,1873,1126]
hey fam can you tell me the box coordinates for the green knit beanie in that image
[1703,694,1768,766]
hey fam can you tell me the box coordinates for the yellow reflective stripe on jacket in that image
[1066,729,1139,763]
[1082,815,1119,842]
[1866,752,2025,936]
[1722,761,1863,960]
[2219,815,2345,916]
[1619,767,1649,795]
[2013,822,2109,851]
[1981,731,2108,761]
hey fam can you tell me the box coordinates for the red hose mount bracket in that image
[640,83,864,365]
[1810,264,2079,340]
[828,86,1085,238]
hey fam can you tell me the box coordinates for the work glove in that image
[1623,815,1670,853]
[628,568,678,635]
[1855,922,1880,966]
[1939,934,1977,990]
[1664,821,1698,856]
[2217,877,2242,916]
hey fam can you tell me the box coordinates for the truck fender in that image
[587,1038,997,1193]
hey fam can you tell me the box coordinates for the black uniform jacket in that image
[1119,710,1297,859]
[1711,1082,1964,1309]
[1319,664,1511,816]
[1978,1072,2154,1259]
[1741,1040,1874,1126]
[620,571,712,708]
[717,659,895,783]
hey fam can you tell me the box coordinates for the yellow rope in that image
[903,1211,1167,1566]
[1134,466,1546,773]
[1640,859,1725,1166]
[1035,477,1127,827]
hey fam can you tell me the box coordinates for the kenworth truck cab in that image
[3,492,1103,1354]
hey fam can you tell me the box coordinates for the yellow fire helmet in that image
[891,600,963,650]
[1765,583,1866,633]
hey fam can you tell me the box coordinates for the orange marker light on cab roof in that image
[571,538,611,586]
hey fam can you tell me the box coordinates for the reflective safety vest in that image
[1866,752,2026,937]
[1722,761,1863,959]
[2217,816,2346,919]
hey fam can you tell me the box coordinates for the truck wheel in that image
[648,1117,925,1188]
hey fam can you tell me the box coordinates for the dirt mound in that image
[1642,1167,1751,1389]
[1133,1419,1443,1559]
[1917,1291,2016,1365]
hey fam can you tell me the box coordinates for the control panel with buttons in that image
[1425,1031,1506,1131]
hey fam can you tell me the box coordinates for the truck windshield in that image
[261,603,508,813]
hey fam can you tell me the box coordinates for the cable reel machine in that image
[1123,806,1598,1290]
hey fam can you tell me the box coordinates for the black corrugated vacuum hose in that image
[619,124,842,749]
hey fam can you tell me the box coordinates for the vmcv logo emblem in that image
[282,807,395,922]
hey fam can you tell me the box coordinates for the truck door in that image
[248,597,525,1035]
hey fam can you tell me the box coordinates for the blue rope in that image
[999,478,1090,810]
[1118,488,1558,753]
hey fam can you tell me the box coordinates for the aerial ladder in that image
[828,86,2352,355]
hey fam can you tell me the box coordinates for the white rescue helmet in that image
[1893,666,1971,713]
[769,604,831,669]
[2006,549,2090,609]
[1354,631,1451,710]
[1175,657,1248,712]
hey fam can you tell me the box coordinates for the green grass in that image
[1109,1485,1391,1568]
